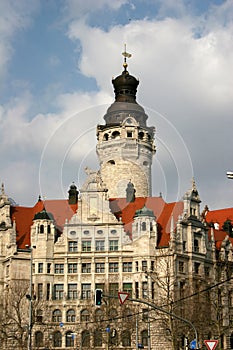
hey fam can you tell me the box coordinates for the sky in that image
[0,0,233,210]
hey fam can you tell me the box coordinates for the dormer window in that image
[127,131,133,138]
[40,225,44,234]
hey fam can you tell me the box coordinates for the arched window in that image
[35,331,43,347]
[80,309,90,322]
[108,308,117,320]
[66,331,74,347]
[66,309,75,322]
[48,224,51,233]
[95,308,104,322]
[94,329,102,347]
[122,330,131,347]
[122,308,132,321]
[52,309,62,322]
[81,330,90,348]
[141,330,148,346]
[142,222,146,231]
[53,331,62,347]
[111,131,120,139]
[103,133,108,141]
[40,224,44,233]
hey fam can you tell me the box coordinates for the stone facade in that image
[1,60,233,350]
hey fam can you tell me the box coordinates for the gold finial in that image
[122,43,132,71]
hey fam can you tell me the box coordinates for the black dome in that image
[112,69,139,103]
[34,209,53,221]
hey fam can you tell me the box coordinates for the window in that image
[127,131,132,137]
[123,262,132,272]
[68,284,77,300]
[135,282,139,298]
[123,283,132,298]
[151,281,155,300]
[194,239,199,253]
[123,308,133,321]
[66,331,74,347]
[81,284,91,299]
[82,240,91,252]
[83,230,89,235]
[96,240,105,251]
[109,262,119,272]
[97,229,103,234]
[183,241,186,252]
[194,262,200,274]
[35,331,43,347]
[109,308,118,320]
[68,263,77,273]
[95,309,104,322]
[47,263,51,273]
[109,283,118,296]
[66,309,75,322]
[111,229,117,234]
[38,263,43,273]
[48,225,51,233]
[36,309,43,323]
[142,260,147,272]
[53,331,62,347]
[141,330,148,346]
[142,282,148,298]
[122,330,131,346]
[142,222,146,231]
[151,261,154,271]
[135,261,139,271]
[68,241,78,252]
[142,309,149,321]
[81,331,90,348]
[52,309,62,323]
[96,263,105,273]
[94,330,102,346]
[38,283,43,300]
[109,240,118,251]
[82,263,91,273]
[46,283,50,300]
[81,309,90,322]
[54,284,64,300]
[178,261,184,273]
[55,264,64,274]
[40,224,44,233]
[204,266,210,277]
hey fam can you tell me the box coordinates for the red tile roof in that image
[206,208,233,228]
[109,197,184,247]
[11,196,233,251]
[11,200,77,249]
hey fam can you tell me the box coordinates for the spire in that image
[122,43,132,72]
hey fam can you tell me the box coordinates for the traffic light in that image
[95,289,102,306]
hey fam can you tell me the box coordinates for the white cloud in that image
[0,0,39,79]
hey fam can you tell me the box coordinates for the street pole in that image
[136,314,138,350]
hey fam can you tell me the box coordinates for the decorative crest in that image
[122,44,132,71]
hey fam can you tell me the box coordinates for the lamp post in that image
[26,245,34,350]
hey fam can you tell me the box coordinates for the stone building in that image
[1,53,233,350]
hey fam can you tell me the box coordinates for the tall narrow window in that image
[68,284,77,300]
[54,284,64,300]
[81,284,91,299]
[38,283,43,300]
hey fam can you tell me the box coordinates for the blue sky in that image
[0,0,233,209]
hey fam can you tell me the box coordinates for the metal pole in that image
[136,314,138,350]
